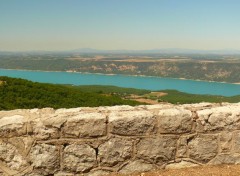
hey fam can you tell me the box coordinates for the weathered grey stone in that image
[0,140,28,171]
[8,136,34,158]
[165,160,199,169]
[136,136,177,164]
[42,114,68,129]
[188,135,218,163]
[54,172,74,176]
[208,154,240,165]
[30,117,59,140]
[44,108,81,129]
[63,144,97,173]
[233,131,240,153]
[0,115,27,137]
[55,107,82,114]
[26,173,43,176]
[157,108,192,133]
[0,103,240,175]
[144,104,174,110]
[181,103,213,110]
[84,170,111,176]
[98,138,133,167]
[176,136,188,158]
[220,132,233,153]
[119,160,155,174]
[108,110,156,136]
[196,105,240,132]
[62,113,106,138]
[30,144,60,175]
[98,105,135,112]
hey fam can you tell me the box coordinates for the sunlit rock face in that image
[0,103,240,175]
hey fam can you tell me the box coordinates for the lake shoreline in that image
[1,68,239,96]
[0,68,239,85]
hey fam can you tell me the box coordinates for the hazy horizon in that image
[1,0,240,51]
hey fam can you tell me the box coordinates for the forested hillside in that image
[0,76,141,110]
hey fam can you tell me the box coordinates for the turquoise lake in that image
[0,69,240,96]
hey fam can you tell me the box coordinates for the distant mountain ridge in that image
[1,48,240,55]
[72,48,240,54]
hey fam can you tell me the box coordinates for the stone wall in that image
[0,103,240,176]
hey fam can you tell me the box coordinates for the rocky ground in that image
[109,165,240,176]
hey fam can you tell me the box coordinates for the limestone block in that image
[7,136,34,158]
[0,115,27,137]
[29,144,60,175]
[220,132,233,153]
[181,103,213,110]
[188,135,218,163]
[119,160,155,174]
[157,108,193,133]
[31,118,60,140]
[143,104,174,110]
[42,113,68,129]
[62,112,106,138]
[55,107,82,114]
[136,136,177,164]
[62,144,97,173]
[196,105,240,132]
[165,160,199,169]
[176,136,189,158]
[233,131,240,153]
[208,154,240,165]
[108,110,156,136]
[0,140,28,171]
[98,105,135,112]
[85,170,111,176]
[54,173,74,176]
[98,138,133,167]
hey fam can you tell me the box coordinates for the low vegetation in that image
[68,85,240,104]
[0,77,239,110]
[158,90,240,104]
[0,76,141,110]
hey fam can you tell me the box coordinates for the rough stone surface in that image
[165,161,199,169]
[63,144,97,173]
[220,132,233,153]
[209,154,240,165]
[196,105,240,132]
[189,135,218,163]
[233,131,240,153]
[176,136,189,158]
[31,118,60,140]
[0,140,28,171]
[98,138,133,167]
[0,115,27,137]
[85,170,111,176]
[136,136,177,164]
[0,103,240,175]
[109,110,156,136]
[119,160,155,174]
[62,113,106,138]
[29,144,60,175]
[157,108,192,133]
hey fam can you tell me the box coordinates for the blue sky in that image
[0,0,240,51]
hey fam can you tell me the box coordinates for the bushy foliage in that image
[158,90,240,104]
[0,76,141,110]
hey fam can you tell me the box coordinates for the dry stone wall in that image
[0,103,240,175]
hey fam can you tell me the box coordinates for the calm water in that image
[0,69,240,96]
